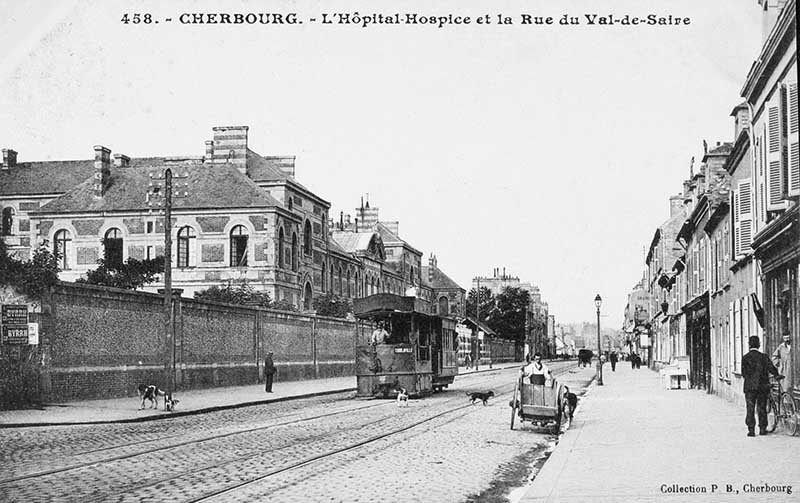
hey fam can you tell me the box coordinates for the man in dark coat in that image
[742,336,780,436]
[264,352,277,393]
[609,351,618,372]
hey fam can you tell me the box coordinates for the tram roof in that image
[353,294,432,318]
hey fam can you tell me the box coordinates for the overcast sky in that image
[0,0,763,327]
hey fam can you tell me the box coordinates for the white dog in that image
[396,388,409,407]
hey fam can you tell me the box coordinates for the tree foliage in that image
[489,286,531,342]
[77,256,165,290]
[312,292,353,318]
[465,286,495,320]
[0,238,60,298]
[194,280,272,308]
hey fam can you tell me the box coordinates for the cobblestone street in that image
[0,363,594,502]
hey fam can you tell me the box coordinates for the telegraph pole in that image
[474,277,480,371]
[148,168,188,397]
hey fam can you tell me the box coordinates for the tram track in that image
[0,369,514,489]
[1,363,577,502]
[180,362,576,502]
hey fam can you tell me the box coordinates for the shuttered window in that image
[766,100,784,210]
[737,180,753,256]
[786,82,799,197]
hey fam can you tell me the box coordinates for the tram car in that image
[354,294,458,398]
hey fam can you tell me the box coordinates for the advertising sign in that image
[2,325,29,345]
[2,305,28,325]
[27,323,39,345]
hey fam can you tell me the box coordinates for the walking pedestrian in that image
[264,352,277,393]
[610,351,618,372]
[742,336,780,436]
[771,334,792,393]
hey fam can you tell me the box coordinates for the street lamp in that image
[594,294,603,386]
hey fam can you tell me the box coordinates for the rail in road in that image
[0,360,576,503]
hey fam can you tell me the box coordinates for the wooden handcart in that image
[509,374,564,433]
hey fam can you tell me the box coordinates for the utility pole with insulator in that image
[148,167,189,397]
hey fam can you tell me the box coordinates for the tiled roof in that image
[331,231,377,254]
[375,222,422,255]
[246,149,314,195]
[422,266,464,291]
[0,157,180,197]
[34,162,281,214]
[0,160,95,196]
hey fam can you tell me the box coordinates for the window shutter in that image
[737,180,753,255]
[766,100,784,209]
[733,191,740,258]
[786,82,799,197]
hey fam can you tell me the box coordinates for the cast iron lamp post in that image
[595,294,603,385]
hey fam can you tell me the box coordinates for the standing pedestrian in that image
[771,334,792,393]
[610,351,618,372]
[742,336,780,436]
[631,353,637,369]
[264,351,277,393]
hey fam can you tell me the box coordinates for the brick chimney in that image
[669,195,684,218]
[113,153,130,168]
[93,145,112,197]
[204,140,214,162]
[211,126,248,175]
[1,149,17,170]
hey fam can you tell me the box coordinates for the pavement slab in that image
[521,364,800,503]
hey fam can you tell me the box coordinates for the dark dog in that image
[562,386,578,420]
[137,384,166,410]
[466,391,495,405]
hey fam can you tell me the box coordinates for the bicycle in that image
[766,375,799,435]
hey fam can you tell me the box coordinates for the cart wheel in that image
[767,395,778,433]
[510,380,519,430]
[781,394,798,436]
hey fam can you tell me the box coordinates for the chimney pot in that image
[2,149,18,169]
[113,153,130,168]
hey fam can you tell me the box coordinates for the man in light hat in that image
[772,334,792,392]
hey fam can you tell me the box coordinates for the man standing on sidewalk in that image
[742,336,780,436]
[264,352,277,393]
[609,351,618,372]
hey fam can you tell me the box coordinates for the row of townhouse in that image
[634,0,798,405]
[0,125,467,317]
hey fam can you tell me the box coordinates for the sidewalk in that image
[521,365,800,502]
[0,361,520,428]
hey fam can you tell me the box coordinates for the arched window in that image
[438,296,450,316]
[370,276,375,296]
[291,232,298,271]
[104,228,123,269]
[409,266,415,285]
[230,225,248,267]
[304,220,312,256]
[304,282,313,311]
[330,263,335,294]
[338,265,343,295]
[177,226,196,268]
[278,227,285,269]
[54,229,71,270]
[322,213,327,240]
[321,261,327,292]
[355,271,361,298]
[1,207,13,236]
[346,269,351,297]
